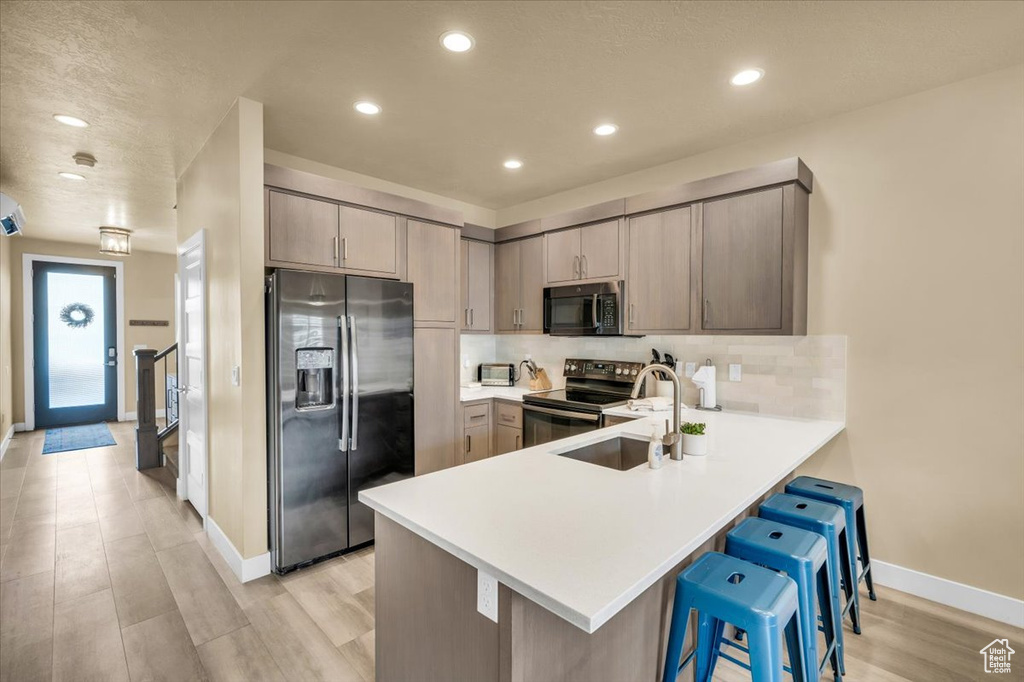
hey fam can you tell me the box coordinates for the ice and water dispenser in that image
[296,347,334,410]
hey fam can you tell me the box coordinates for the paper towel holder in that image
[694,359,722,411]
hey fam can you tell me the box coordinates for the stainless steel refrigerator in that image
[266,269,414,573]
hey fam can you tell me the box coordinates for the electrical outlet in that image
[729,364,742,382]
[231,366,241,387]
[684,362,697,378]
[524,353,531,361]
[462,354,470,369]
[477,569,498,622]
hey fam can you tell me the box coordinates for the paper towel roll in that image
[692,364,717,408]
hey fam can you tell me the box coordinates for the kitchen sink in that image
[556,435,650,471]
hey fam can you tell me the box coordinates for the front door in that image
[178,235,207,518]
[32,261,118,428]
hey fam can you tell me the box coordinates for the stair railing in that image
[134,343,178,470]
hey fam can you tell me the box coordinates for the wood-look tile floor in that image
[2,422,1020,681]
[0,422,373,682]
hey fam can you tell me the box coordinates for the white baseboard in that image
[206,516,272,583]
[0,425,14,461]
[873,560,1024,628]
[122,409,165,422]
[13,422,27,432]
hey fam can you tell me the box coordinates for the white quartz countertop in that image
[360,409,844,633]
[459,385,537,403]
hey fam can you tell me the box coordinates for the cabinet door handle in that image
[582,255,588,278]
[343,237,349,261]
[629,303,635,326]
[703,299,710,326]
[470,308,474,327]
[513,309,518,327]
[515,434,520,450]
[573,255,580,279]
[466,434,471,453]
[333,236,339,264]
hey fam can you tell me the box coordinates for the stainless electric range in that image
[521,358,646,447]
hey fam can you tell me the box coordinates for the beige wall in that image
[497,65,1024,599]
[0,234,12,442]
[4,237,176,426]
[177,98,267,560]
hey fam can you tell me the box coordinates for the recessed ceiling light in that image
[58,172,86,180]
[503,159,523,170]
[354,101,382,115]
[730,68,764,86]
[440,31,474,53]
[593,123,618,136]
[53,114,89,128]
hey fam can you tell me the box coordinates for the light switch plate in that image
[477,569,498,622]
[729,364,742,382]
[684,362,697,378]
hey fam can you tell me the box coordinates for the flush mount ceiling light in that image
[730,68,764,86]
[440,31,474,52]
[99,226,132,256]
[354,101,382,115]
[503,159,523,170]
[593,123,618,136]
[53,114,89,128]
[58,171,86,180]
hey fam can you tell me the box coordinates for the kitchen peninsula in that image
[360,410,843,682]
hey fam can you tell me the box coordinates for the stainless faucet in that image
[630,365,683,460]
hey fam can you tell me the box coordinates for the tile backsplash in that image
[461,333,846,421]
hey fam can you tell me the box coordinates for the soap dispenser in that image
[648,425,664,469]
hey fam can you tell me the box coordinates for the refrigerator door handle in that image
[338,315,350,450]
[349,314,359,450]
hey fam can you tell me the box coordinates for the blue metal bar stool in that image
[726,517,843,682]
[759,492,860,641]
[786,476,877,602]
[662,552,807,682]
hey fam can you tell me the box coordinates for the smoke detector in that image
[73,152,97,167]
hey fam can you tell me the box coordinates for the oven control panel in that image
[563,359,646,382]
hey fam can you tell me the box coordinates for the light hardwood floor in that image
[1,422,1019,681]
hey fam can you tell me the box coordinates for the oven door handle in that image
[523,404,601,422]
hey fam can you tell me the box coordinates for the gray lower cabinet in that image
[494,424,521,455]
[462,401,492,464]
[699,186,805,333]
[408,220,457,324]
[626,205,694,334]
[495,236,544,333]
[544,220,621,284]
[415,328,458,475]
[460,239,492,332]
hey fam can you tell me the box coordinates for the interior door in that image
[32,261,117,428]
[346,276,414,547]
[178,238,207,518]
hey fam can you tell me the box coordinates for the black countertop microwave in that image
[543,281,624,336]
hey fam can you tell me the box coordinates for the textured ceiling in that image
[1,1,1022,253]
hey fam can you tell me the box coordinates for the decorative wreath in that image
[59,302,95,329]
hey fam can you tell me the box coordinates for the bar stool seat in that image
[662,552,807,682]
[759,492,861,643]
[727,517,843,682]
[786,476,877,602]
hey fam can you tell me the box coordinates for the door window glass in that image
[46,271,106,408]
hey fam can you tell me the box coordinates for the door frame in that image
[176,230,208,522]
[22,253,126,432]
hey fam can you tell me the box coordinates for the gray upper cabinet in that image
[700,186,789,332]
[494,236,544,333]
[460,239,492,332]
[267,190,339,268]
[408,220,457,324]
[627,206,693,334]
[338,205,398,275]
[544,220,621,284]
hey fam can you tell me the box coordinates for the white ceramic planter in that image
[682,433,708,456]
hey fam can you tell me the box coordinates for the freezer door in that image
[345,276,415,547]
[270,270,350,571]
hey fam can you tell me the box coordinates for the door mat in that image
[42,423,117,455]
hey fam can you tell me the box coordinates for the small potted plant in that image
[680,422,708,456]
